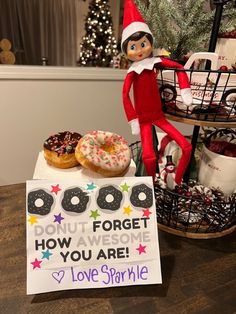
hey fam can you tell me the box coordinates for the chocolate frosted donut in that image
[28,189,54,216]
[130,184,153,208]
[97,185,123,211]
[61,187,89,213]
[44,131,82,168]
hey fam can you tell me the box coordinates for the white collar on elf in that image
[127,56,162,74]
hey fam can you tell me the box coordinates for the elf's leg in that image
[154,117,192,185]
[140,122,157,180]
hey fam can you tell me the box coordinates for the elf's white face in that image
[127,35,153,62]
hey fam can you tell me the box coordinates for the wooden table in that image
[0,183,236,314]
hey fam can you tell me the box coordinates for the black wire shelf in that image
[130,141,236,238]
[158,67,236,123]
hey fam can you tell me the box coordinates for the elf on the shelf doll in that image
[122,0,192,185]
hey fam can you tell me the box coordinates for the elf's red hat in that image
[121,0,153,47]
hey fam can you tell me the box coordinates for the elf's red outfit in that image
[123,57,192,184]
[121,0,192,185]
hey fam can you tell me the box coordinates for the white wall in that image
[0,66,193,185]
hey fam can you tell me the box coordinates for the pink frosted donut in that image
[75,131,131,177]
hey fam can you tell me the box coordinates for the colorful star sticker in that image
[123,206,132,216]
[136,244,147,255]
[142,208,152,218]
[90,209,100,220]
[54,213,64,224]
[31,258,42,270]
[120,182,130,192]
[51,184,61,195]
[27,215,38,225]
[42,249,53,260]
[87,183,96,191]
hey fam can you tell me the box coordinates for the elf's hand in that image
[180,88,193,106]
[129,118,140,135]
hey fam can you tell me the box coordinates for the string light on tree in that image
[78,0,118,67]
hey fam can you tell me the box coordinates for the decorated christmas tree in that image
[134,0,236,60]
[78,0,118,67]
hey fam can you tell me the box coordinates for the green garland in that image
[134,0,236,60]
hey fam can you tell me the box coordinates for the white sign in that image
[26,177,162,294]
[216,38,236,69]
